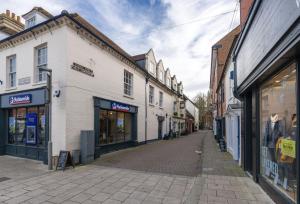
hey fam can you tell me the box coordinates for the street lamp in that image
[39,67,53,170]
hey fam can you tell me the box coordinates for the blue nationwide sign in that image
[9,94,32,105]
[111,102,130,112]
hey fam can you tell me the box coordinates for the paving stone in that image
[123,198,142,204]
[70,192,93,203]
[102,199,121,204]
[130,191,148,201]
[111,192,130,202]
[90,192,110,202]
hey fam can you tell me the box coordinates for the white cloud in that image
[0,0,240,99]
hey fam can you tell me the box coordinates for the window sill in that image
[149,103,155,107]
[32,81,47,86]
[159,106,164,109]
[123,94,134,100]
[5,87,17,91]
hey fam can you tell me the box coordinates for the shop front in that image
[232,1,299,203]
[94,97,137,157]
[0,88,48,162]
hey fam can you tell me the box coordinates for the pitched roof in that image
[214,26,240,88]
[22,7,53,18]
[132,53,146,61]
[70,13,136,62]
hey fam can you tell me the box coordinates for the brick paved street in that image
[93,132,204,176]
[0,131,274,204]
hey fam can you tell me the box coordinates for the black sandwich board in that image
[56,151,75,171]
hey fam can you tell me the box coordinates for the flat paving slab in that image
[0,131,274,204]
[93,132,204,176]
[0,156,49,180]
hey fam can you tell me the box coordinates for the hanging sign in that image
[9,94,32,105]
[111,102,130,112]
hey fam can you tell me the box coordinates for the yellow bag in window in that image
[276,137,295,164]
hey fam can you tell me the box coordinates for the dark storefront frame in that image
[0,87,48,163]
[93,97,138,158]
[240,61,299,204]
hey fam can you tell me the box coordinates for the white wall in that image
[0,26,69,156]
[64,26,146,151]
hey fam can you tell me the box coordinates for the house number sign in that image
[71,62,94,77]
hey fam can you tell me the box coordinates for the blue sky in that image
[1,0,239,99]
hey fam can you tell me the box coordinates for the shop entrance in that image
[157,116,165,140]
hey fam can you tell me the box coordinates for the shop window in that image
[124,70,133,96]
[260,63,297,202]
[7,106,46,146]
[99,109,133,145]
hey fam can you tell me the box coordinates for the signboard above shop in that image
[0,89,46,108]
[111,102,130,112]
[9,94,32,105]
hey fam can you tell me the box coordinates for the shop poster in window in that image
[26,113,37,144]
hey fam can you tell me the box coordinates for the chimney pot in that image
[11,13,15,19]
[6,10,10,16]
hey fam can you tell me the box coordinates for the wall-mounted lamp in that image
[0,80,3,85]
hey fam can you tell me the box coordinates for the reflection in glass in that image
[260,63,297,201]
[98,109,133,145]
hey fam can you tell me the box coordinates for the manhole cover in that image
[0,177,10,182]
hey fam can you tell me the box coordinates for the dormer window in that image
[26,16,36,28]
[149,62,155,74]
[167,78,171,87]
[159,71,163,81]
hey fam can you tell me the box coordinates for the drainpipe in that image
[145,75,149,144]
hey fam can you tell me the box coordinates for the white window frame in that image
[27,16,36,28]
[124,70,133,96]
[7,55,16,88]
[167,77,171,87]
[159,70,163,81]
[149,85,154,105]
[35,45,48,83]
[159,91,163,107]
[149,62,155,74]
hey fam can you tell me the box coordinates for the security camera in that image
[53,90,61,97]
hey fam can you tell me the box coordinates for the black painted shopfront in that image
[94,97,138,157]
[233,0,300,203]
[0,88,48,163]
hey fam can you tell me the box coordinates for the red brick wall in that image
[240,0,254,29]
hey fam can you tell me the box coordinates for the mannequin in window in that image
[264,113,283,160]
[263,113,282,179]
[276,114,297,190]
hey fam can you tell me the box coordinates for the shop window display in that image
[8,106,45,147]
[260,63,297,201]
[99,109,133,145]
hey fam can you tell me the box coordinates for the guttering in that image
[0,13,65,44]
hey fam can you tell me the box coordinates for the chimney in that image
[11,12,15,19]
[240,0,254,29]
[6,10,10,17]
[17,16,20,22]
